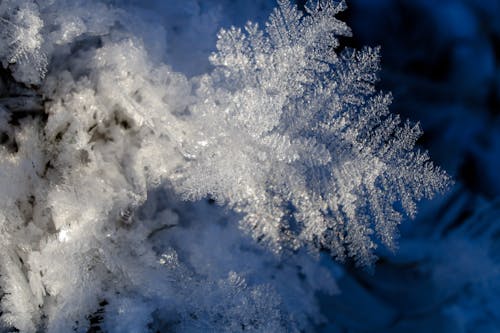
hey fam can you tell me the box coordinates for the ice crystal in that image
[178,0,450,265]
[0,0,450,331]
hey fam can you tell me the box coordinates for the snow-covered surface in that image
[0,0,497,332]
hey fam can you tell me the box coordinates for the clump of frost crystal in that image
[177,0,450,265]
[0,1,47,83]
[0,0,449,332]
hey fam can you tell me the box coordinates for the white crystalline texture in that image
[0,0,449,332]
[0,1,47,83]
[179,0,450,266]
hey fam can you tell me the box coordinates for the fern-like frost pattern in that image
[179,0,450,266]
[0,0,450,331]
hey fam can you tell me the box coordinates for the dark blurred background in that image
[309,0,500,332]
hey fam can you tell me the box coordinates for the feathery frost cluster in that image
[0,0,449,331]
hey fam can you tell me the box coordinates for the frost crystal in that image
[178,0,450,266]
[0,1,47,83]
[0,0,449,331]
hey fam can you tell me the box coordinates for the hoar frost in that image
[0,0,449,332]
[180,0,450,264]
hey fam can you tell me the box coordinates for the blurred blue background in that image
[314,0,500,332]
